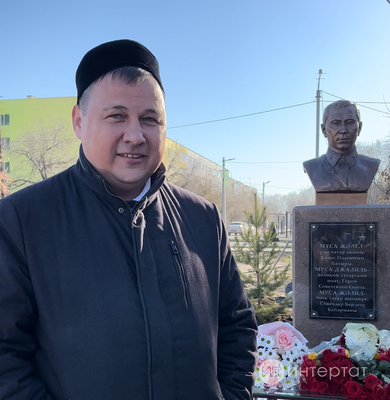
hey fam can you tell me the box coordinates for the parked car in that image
[227,221,248,235]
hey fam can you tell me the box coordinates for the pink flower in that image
[257,321,308,345]
[267,376,280,387]
[260,359,282,375]
[259,358,284,386]
[275,329,294,350]
[336,347,346,356]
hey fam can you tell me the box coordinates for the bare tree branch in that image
[11,119,78,189]
[0,170,12,198]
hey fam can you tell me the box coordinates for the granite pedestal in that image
[293,205,390,347]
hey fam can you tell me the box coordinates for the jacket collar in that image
[74,145,166,205]
[325,146,358,167]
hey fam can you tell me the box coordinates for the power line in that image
[230,160,302,164]
[322,91,390,115]
[167,94,389,131]
[241,183,306,191]
[167,101,316,130]
[167,95,389,131]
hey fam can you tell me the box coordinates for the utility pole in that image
[262,181,270,229]
[315,69,323,157]
[285,211,289,238]
[221,157,235,224]
[262,181,270,207]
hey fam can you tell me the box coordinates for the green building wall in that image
[1,96,78,178]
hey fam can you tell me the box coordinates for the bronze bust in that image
[303,100,380,194]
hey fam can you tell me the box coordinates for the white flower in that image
[257,348,269,360]
[281,360,291,374]
[292,339,303,351]
[257,334,275,349]
[283,376,298,389]
[255,372,266,388]
[289,364,300,378]
[254,323,309,389]
[281,352,294,364]
[380,330,390,350]
[295,352,306,363]
[264,348,278,359]
[344,324,380,362]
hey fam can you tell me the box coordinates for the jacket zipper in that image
[169,240,189,310]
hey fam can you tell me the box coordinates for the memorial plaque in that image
[309,222,376,320]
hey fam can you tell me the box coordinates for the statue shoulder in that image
[358,154,381,168]
[303,156,324,173]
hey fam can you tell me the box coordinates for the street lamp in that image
[262,181,270,207]
[262,181,270,229]
[221,157,235,224]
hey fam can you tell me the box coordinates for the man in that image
[0,40,257,400]
[303,100,380,192]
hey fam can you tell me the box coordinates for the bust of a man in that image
[303,100,380,193]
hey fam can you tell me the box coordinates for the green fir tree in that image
[233,193,291,324]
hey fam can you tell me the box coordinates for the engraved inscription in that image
[310,223,376,320]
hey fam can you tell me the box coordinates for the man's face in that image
[72,74,166,200]
[321,105,362,153]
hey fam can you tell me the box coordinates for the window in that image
[3,162,10,172]
[0,114,10,126]
[1,138,10,150]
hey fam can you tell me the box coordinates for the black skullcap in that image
[76,39,163,104]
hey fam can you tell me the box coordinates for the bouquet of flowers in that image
[300,323,390,399]
[255,321,309,390]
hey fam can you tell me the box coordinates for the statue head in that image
[321,100,363,153]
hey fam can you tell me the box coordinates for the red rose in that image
[341,381,362,399]
[372,385,388,400]
[328,365,350,385]
[301,380,310,391]
[383,383,390,394]
[317,381,328,394]
[363,386,374,395]
[365,374,383,390]
[340,334,346,346]
[308,380,321,392]
[321,351,350,377]
[378,350,390,363]
[331,373,347,385]
[320,349,334,363]
[328,353,347,367]
[326,381,343,395]
[339,357,352,372]
[319,354,352,389]
[360,388,377,400]
[300,360,316,383]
